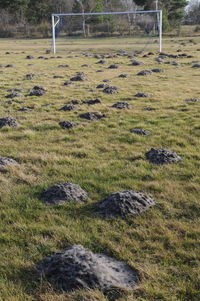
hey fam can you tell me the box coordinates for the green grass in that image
[0,36,200,301]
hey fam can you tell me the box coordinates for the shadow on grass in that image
[8,266,42,296]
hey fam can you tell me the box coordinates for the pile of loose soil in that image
[25,74,35,80]
[97,190,155,218]
[6,92,23,99]
[41,182,88,205]
[37,244,139,293]
[0,117,20,128]
[0,156,18,169]
[103,86,118,94]
[108,64,119,69]
[70,72,87,81]
[131,60,143,66]
[82,99,101,105]
[59,104,79,111]
[137,70,152,76]
[184,98,199,102]
[118,74,129,78]
[151,68,164,73]
[146,148,181,164]
[130,128,151,135]
[134,93,149,98]
[112,102,131,109]
[29,86,46,96]
[79,112,106,120]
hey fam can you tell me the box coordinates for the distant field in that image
[0,37,199,301]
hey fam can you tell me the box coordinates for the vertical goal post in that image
[51,10,163,54]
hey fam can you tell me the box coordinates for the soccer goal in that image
[51,10,162,54]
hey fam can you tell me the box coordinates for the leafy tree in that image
[134,0,188,29]
[0,0,29,10]
[185,0,200,24]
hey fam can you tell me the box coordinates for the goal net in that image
[51,10,162,54]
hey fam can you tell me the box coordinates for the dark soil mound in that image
[26,55,35,59]
[53,75,64,79]
[192,63,200,68]
[70,72,87,81]
[97,190,155,218]
[64,81,73,86]
[0,117,20,128]
[79,112,105,120]
[6,92,23,99]
[29,86,46,96]
[59,121,77,129]
[58,64,69,68]
[130,128,150,135]
[59,104,79,111]
[165,61,180,66]
[137,70,152,76]
[25,73,35,80]
[134,93,149,98]
[82,99,101,105]
[146,148,181,164]
[0,156,18,169]
[5,64,14,68]
[41,182,88,205]
[144,107,155,111]
[103,86,118,94]
[96,60,107,64]
[18,107,33,112]
[96,83,108,89]
[151,68,164,73]
[37,244,139,293]
[131,60,143,66]
[108,64,119,69]
[184,98,199,102]
[118,74,129,78]
[112,102,131,109]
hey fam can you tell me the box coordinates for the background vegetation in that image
[0,0,199,38]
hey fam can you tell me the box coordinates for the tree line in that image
[0,0,198,38]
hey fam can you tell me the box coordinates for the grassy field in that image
[0,36,200,301]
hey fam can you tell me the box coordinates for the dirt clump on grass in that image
[131,60,143,66]
[70,72,87,81]
[0,117,20,128]
[25,73,35,80]
[6,92,23,99]
[59,121,77,129]
[118,74,129,78]
[146,148,181,165]
[108,64,119,69]
[97,190,155,218]
[79,112,106,120]
[112,102,131,109]
[96,83,108,89]
[137,70,152,76]
[37,244,139,294]
[184,98,199,102]
[103,86,118,94]
[130,128,151,135]
[134,92,149,98]
[151,68,164,73]
[29,86,46,96]
[59,104,79,111]
[41,182,88,205]
[0,156,18,170]
[82,98,101,105]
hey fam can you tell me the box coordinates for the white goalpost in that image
[51,10,162,54]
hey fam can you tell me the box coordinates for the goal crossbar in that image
[51,10,163,53]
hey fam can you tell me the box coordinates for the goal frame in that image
[51,10,163,54]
